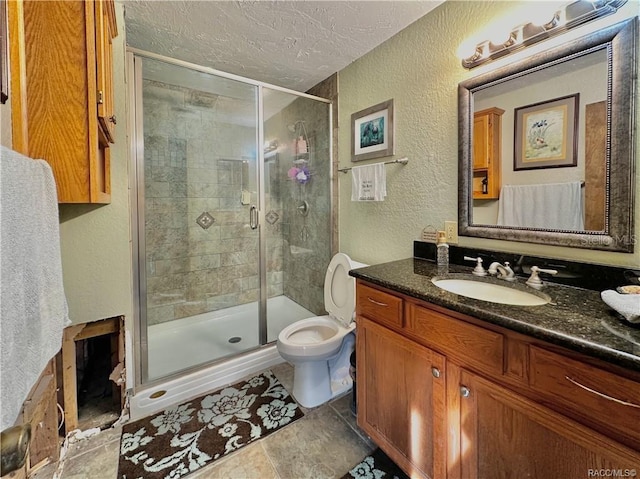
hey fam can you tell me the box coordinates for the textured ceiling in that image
[123,1,444,92]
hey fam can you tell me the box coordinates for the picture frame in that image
[513,93,579,171]
[351,99,394,162]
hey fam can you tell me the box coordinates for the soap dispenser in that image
[436,231,449,274]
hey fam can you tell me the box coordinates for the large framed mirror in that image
[458,18,637,252]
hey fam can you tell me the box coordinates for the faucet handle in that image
[526,266,558,289]
[464,256,487,276]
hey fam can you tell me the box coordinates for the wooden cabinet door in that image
[357,317,447,479]
[473,114,490,170]
[455,368,640,479]
[95,0,117,144]
[8,0,113,203]
[472,107,503,199]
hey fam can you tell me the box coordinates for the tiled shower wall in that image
[266,91,333,316]
[143,79,284,326]
[142,78,332,326]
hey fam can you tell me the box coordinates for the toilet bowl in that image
[277,253,366,408]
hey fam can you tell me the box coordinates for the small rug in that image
[117,370,303,479]
[341,448,410,479]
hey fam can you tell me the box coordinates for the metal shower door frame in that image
[127,49,332,393]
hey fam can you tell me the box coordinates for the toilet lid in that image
[324,253,356,327]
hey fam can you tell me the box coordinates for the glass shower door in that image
[262,88,332,342]
[136,57,260,383]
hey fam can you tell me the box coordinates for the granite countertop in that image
[350,258,640,372]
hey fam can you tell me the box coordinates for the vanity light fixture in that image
[461,0,627,69]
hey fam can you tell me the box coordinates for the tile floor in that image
[31,363,375,479]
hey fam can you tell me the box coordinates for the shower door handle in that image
[249,205,258,229]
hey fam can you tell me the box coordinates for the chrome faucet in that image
[488,261,516,281]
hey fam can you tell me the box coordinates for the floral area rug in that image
[342,448,410,479]
[118,370,303,479]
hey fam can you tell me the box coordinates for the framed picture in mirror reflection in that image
[514,93,579,171]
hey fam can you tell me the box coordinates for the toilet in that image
[277,253,366,408]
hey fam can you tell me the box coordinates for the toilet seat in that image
[278,315,354,360]
[324,253,357,327]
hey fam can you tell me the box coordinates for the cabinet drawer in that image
[530,346,640,450]
[356,283,403,328]
[406,304,504,375]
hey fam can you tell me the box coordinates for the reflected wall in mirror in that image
[473,49,605,230]
[459,18,637,252]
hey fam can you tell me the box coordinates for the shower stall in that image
[128,51,333,416]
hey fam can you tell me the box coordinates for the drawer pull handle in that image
[565,376,640,409]
[367,297,388,307]
[431,367,441,379]
[460,386,471,398]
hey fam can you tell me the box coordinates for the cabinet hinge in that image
[97,90,104,105]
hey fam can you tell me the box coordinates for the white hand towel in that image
[1,146,70,431]
[601,290,640,324]
[351,163,387,202]
[497,181,584,230]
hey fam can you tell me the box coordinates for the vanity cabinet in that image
[8,0,118,203]
[357,317,447,479]
[455,367,636,479]
[472,107,503,200]
[355,280,640,479]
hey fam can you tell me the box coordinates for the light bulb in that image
[490,29,512,47]
[479,42,491,59]
[457,40,479,60]
[529,0,567,26]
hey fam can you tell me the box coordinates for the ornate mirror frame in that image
[458,18,637,252]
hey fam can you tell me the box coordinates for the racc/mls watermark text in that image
[587,469,637,477]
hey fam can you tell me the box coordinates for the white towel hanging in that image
[351,163,387,202]
[0,146,70,431]
[497,181,584,230]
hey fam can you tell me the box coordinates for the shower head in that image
[288,120,305,133]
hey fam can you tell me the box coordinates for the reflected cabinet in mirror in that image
[458,18,637,252]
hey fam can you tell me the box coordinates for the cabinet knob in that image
[109,115,117,125]
[431,367,441,378]
[460,386,471,398]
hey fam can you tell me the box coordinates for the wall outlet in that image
[444,221,458,244]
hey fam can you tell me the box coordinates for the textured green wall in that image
[338,0,639,267]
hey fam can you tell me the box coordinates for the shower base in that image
[130,295,314,420]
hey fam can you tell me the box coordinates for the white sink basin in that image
[432,278,550,306]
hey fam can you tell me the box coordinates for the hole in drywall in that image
[76,335,121,430]
[228,337,242,344]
